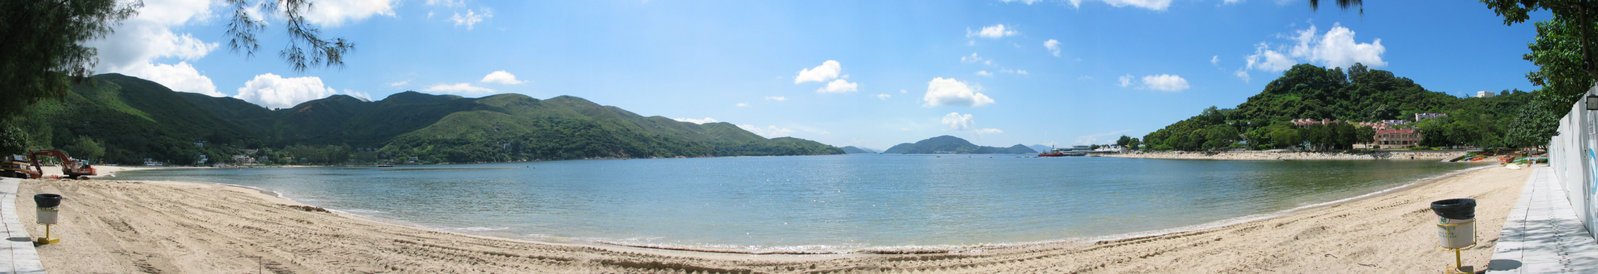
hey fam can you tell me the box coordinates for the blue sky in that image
[96,0,1549,149]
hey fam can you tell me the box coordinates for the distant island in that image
[883,135,1036,154]
[839,146,878,154]
[9,74,841,165]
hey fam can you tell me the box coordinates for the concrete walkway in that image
[0,178,43,273]
[1489,166,1598,273]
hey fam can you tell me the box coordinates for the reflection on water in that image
[121,155,1472,250]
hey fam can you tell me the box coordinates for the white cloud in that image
[1245,43,1297,72]
[819,79,859,93]
[1243,23,1386,74]
[1234,69,1251,82]
[423,83,497,95]
[91,26,216,68]
[969,24,1018,39]
[941,112,974,130]
[674,117,719,124]
[234,73,339,109]
[976,70,993,77]
[1044,39,1062,57]
[1118,74,1133,87]
[1102,0,1173,11]
[795,60,843,84]
[1304,24,1386,68]
[976,128,1004,135]
[999,0,1043,4]
[1140,74,1190,92]
[1069,0,1084,8]
[480,70,525,85]
[764,96,788,102]
[1210,55,1220,66]
[88,0,221,96]
[961,52,993,65]
[425,0,465,7]
[737,124,794,138]
[1223,0,1244,4]
[736,102,750,108]
[876,93,892,100]
[343,89,374,101]
[1002,68,1029,76]
[125,62,220,96]
[923,77,994,107]
[389,80,410,87]
[451,8,492,30]
[127,0,214,26]
[301,0,396,27]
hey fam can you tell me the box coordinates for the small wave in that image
[452,226,512,232]
[595,240,867,255]
[218,183,284,198]
[336,208,385,214]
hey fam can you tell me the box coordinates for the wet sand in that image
[14,166,1527,273]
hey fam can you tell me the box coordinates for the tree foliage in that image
[1481,1,1598,148]
[224,0,354,71]
[0,0,138,123]
[1144,64,1534,151]
[1485,0,1598,80]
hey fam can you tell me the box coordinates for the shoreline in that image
[15,166,1531,272]
[589,165,1499,255]
[1105,150,1471,161]
[101,164,1495,255]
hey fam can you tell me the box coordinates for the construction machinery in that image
[25,150,96,179]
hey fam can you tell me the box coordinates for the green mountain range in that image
[882,135,1036,154]
[11,74,841,165]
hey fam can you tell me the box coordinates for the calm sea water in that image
[119,155,1471,251]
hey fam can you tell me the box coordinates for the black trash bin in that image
[1431,198,1477,249]
[33,194,61,208]
[1431,198,1476,220]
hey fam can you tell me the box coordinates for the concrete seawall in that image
[1104,150,1469,161]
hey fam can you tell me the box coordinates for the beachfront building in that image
[231,155,257,165]
[1374,128,1421,148]
[1414,112,1448,121]
[1291,118,1340,126]
[1092,145,1123,153]
[1475,90,1495,98]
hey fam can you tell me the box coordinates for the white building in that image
[1475,90,1496,98]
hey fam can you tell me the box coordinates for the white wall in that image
[1548,85,1598,239]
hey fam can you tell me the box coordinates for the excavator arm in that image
[27,150,95,179]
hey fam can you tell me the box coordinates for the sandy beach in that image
[12,166,1527,273]
[1107,150,1470,161]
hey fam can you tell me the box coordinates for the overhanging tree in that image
[0,0,357,155]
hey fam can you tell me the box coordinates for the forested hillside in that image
[7,74,841,165]
[1144,64,1533,151]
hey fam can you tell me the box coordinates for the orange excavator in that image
[24,150,96,179]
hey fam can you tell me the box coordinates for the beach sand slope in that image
[15,167,1527,273]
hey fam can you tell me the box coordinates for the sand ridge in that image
[14,167,1528,273]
